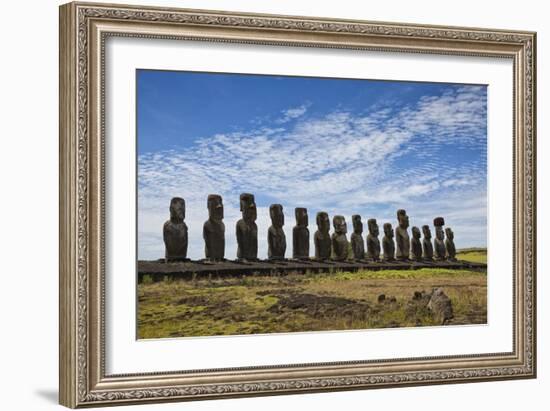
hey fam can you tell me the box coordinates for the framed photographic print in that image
[59,1,537,408]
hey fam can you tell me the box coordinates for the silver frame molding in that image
[59,2,536,408]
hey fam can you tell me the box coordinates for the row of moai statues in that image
[163,194,457,262]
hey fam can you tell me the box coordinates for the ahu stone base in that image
[137,259,486,283]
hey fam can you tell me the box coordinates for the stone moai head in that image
[333,215,347,234]
[316,211,330,233]
[422,225,432,239]
[434,217,445,240]
[270,204,284,228]
[295,208,308,227]
[240,193,257,222]
[383,223,394,238]
[397,209,409,229]
[368,218,379,237]
[445,227,454,241]
[169,197,185,222]
[412,226,421,239]
[207,194,223,221]
[352,215,363,234]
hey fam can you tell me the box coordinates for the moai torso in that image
[422,225,434,260]
[410,227,423,261]
[331,215,349,261]
[445,228,457,261]
[163,197,188,261]
[203,194,225,261]
[366,234,381,260]
[382,223,395,261]
[236,193,258,260]
[395,209,410,260]
[268,204,286,260]
[268,226,286,259]
[203,220,225,261]
[314,212,331,260]
[366,219,381,261]
[434,234,446,260]
[350,233,365,260]
[293,208,310,259]
[350,215,365,260]
[164,221,188,260]
[236,220,258,260]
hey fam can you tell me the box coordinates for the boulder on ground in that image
[427,288,454,325]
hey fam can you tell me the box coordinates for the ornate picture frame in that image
[59,1,536,408]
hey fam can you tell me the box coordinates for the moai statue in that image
[445,227,457,262]
[433,217,447,261]
[382,223,395,261]
[366,218,381,261]
[314,211,332,260]
[203,194,225,261]
[236,193,258,261]
[395,209,410,261]
[331,215,349,261]
[350,215,365,260]
[293,207,310,259]
[410,226,423,261]
[422,225,434,261]
[268,204,286,260]
[163,197,188,262]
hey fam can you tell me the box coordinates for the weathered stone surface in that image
[445,227,457,261]
[331,215,349,261]
[203,194,225,261]
[366,218,381,261]
[138,259,487,282]
[428,288,454,325]
[422,225,434,261]
[350,215,365,260]
[236,193,258,261]
[395,209,410,261]
[434,217,446,261]
[410,226,423,261]
[268,204,286,260]
[293,207,310,259]
[314,211,331,260]
[382,223,395,261]
[163,197,188,261]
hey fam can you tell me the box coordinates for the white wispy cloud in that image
[138,86,487,260]
[275,103,310,124]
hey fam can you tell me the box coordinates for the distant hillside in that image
[457,247,487,254]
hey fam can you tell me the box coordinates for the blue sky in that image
[137,69,487,260]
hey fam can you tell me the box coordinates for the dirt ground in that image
[137,250,487,339]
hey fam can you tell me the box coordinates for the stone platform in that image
[137,259,487,283]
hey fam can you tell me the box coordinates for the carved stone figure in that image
[422,225,434,260]
[163,197,188,262]
[236,193,258,261]
[433,217,446,261]
[331,215,349,261]
[410,226,423,261]
[314,211,332,260]
[366,218,381,261]
[293,208,310,259]
[445,227,457,261]
[268,204,286,260]
[203,194,225,261]
[382,223,395,261]
[395,209,410,261]
[350,215,365,260]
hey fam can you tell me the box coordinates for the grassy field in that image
[456,248,487,264]
[138,250,487,339]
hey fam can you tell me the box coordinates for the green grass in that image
[138,266,487,339]
[457,248,487,264]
